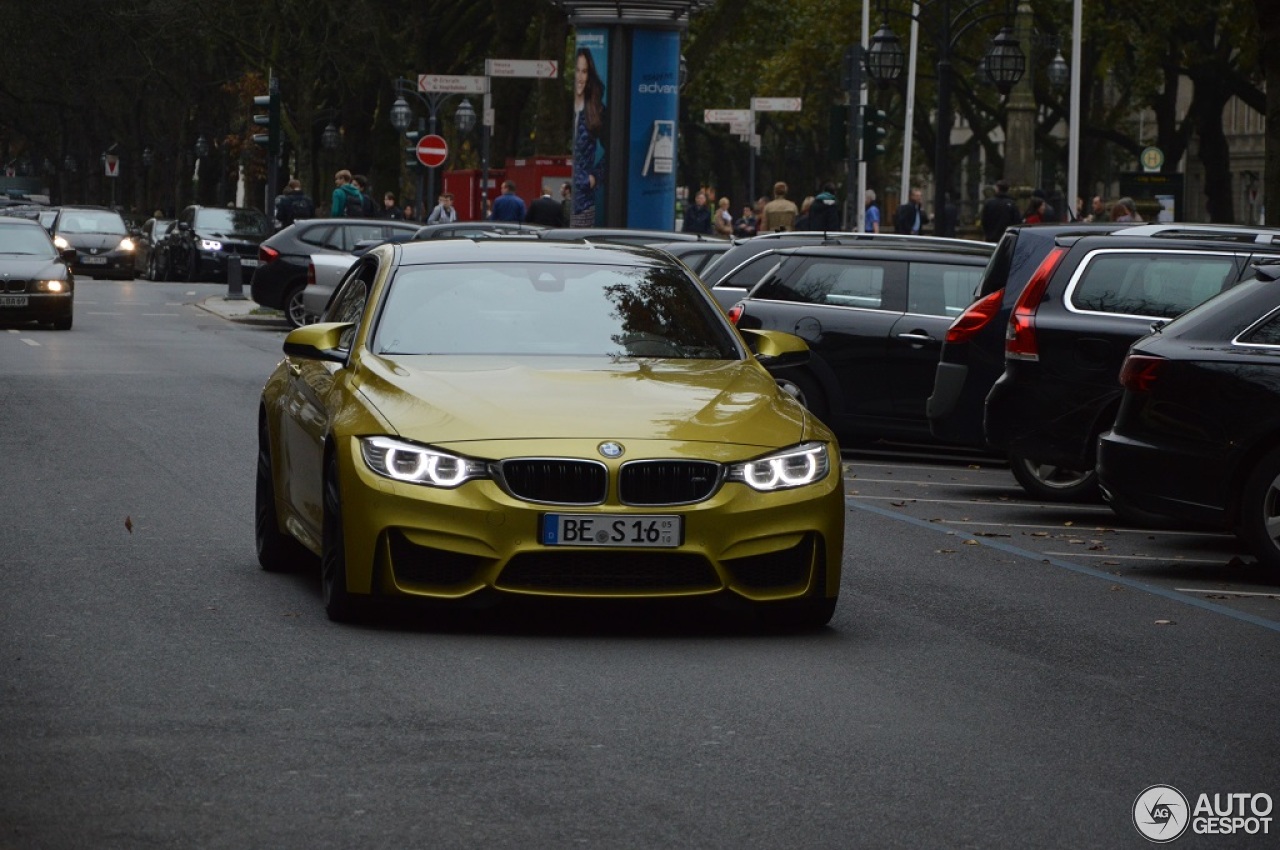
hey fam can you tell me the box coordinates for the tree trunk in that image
[1259,0,1280,225]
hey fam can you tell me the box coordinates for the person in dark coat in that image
[893,187,928,234]
[274,179,315,229]
[526,190,565,226]
[981,179,1022,242]
[683,190,712,234]
[808,183,841,231]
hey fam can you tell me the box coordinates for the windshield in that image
[0,225,57,257]
[372,262,742,360]
[57,210,127,236]
[193,208,270,237]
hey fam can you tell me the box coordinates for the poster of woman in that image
[572,32,608,227]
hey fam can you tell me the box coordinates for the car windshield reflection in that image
[373,262,741,360]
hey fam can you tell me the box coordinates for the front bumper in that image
[0,291,72,323]
[330,437,846,605]
[72,252,133,279]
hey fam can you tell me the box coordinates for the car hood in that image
[0,257,69,279]
[61,233,124,250]
[355,354,807,450]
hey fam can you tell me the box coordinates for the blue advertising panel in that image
[572,29,609,227]
[627,29,680,229]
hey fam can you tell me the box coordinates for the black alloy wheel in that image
[774,369,830,423]
[1239,446,1280,570]
[255,415,312,571]
[1008,452,1100,502]
[321,454,358,622]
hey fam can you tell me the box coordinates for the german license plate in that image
[0,295,28,307]
[241,258,259,267]
[541,513,682,548]
[83,256,107,265]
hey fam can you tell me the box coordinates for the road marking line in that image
[20,338,39,347]
[6,329,17,334]
[142,313,180,317]
[844,494,1113,511]
[850,478,1014,489]
[1044,551,1226,565]
[847,497,1280,634]
[937,519,1234,538]
[1176,588,1279,598]
[86,312,123,315]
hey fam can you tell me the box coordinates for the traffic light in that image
[861,105,887,161]
[404,129,423,169]
[252,87,280,156]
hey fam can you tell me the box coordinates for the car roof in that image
[537,227,719,244]
[394,236,681,268]
[413,221,547,237]
[0,215,48,228]
[779,243,992,262]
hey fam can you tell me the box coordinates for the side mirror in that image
[739,328,810,369]
[282,322,354,364]
[1253,262,1280,283]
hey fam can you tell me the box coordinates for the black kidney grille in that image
[499,459,607,505]
[2,278,29,293]
[498,551,720,592]
[620,460,721,505]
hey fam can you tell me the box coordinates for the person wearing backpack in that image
[274,179,315,230]
[330,170,363,218]
[353,175,378,217]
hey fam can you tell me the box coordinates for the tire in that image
[757,596,837,631]
[321,454,358,622]
[255,417,311,571]
[51,314,73,331]
[1238,447,1280,570]
[774,369,830,423]
[283,284,309,329]
[146,253,160,282]
[1008,452,1100,502]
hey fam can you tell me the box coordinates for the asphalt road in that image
[2,278,1277,849]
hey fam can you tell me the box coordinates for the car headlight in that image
[360,436,489,488]
[199,238,223,252]
[37,280,65,292]
[118,237,136,252]
[53,235,70,250]
[726,442,830,492]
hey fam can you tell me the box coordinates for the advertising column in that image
[571,30,609,227]
[627,29,680,229]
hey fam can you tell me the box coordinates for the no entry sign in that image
[416,134,448,168]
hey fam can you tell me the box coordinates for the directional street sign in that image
[416,134,449,168]
[751,97,802,112]
[704,109,752,124]
[485,59,558,78]
[418,74,488,94]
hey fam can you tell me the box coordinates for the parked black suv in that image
[725,240,992,442]
[250,217,421,327]
[156,205,272,283]
[981,223,1280,501]
[1097,261,1280,559]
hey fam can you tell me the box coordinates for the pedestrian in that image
[1032,188,1056,222]
[762,182,798,232]
[330,169,364,218]
[794,196,815,231]
[894,187,929,234]
[526,188,565,226]
[381,192,403,219]
[1088,195,1109,222]
[1025,195,1046,224]
[560,182,572,227]
[809,183,841,232]
[733,204,757,238]
[683,189,712,234]
[864,189,881,233]
[1112,196,1141,223]
[489,180,526,222]
[980,179,1022,242]
[273,178,315,230]
[403,204,417,222]
[427,192,457,224]
[713,197,734,236]
[352,175,378,217]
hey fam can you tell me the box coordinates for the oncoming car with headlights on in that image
[257,239,844,627]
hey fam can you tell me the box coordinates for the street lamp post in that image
[391,78,476,221]
[142,147,154,214]
[865,0,1025,235]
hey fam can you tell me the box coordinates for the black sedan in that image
[50,205,136,280]
[135,216,174,280]
[725,242,990,442]
[0,216,74,329]
[157,205,272,282]
[1098,262,1280,564]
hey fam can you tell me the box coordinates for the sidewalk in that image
[197,295,288,326]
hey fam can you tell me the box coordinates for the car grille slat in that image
[498,459,607,505]
[498,551,720,592]
[620,460,721,505]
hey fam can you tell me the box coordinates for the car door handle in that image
[897,332,934,343]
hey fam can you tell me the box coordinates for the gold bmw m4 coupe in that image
[257,239,844,626]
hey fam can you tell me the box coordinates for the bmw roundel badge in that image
[598,441,624,459]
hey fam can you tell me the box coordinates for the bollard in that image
[226,254,247,300]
